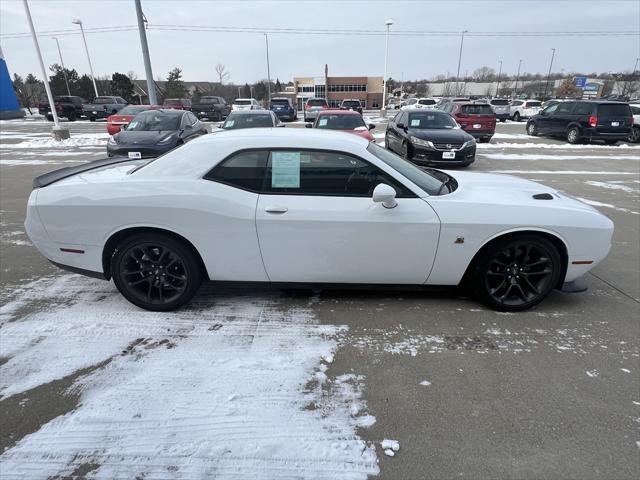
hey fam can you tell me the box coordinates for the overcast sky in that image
[1,0,639,84]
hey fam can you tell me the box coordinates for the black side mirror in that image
[397,122,406,130]
[368,123,375,130]
[305,123,313,128]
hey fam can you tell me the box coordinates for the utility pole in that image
[52,37,71,95]
[514,59,522,98]
[543,48,556,100]
[72,19,98,98]
[455,30,468,96]
[135,0,157,105]
[495,60,502,97]
[264,33,271,106]
[382,19,393,115]
[23,0,69,139]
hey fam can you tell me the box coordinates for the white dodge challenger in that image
[25,128,613,312]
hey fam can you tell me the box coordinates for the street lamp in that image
[382,19,393,116]
[543,48,556,100]
[495,60,503,97]
[23,0,69,139]
[72,18,98,98]
[52,37,71,95]
[514,59,522,98]
[264,33,271,106]
[455,30,468,96]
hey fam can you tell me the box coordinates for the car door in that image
[549,102,575,135]
[255,149,440,283]
[536,103,559,133]
[391,112,409,152]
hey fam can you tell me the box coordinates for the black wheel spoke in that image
[128,277,151,287]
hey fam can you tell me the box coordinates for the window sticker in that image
[225,120,235,127]
[272,151,301,188]
[410,119,421,127]
[318,118,328,126]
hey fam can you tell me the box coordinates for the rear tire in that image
[513,112,521,122]
[67,112,76,122]
[111,233,203,311]
[566,127,581,144]
[629,126,640,143]
[472,235,561,312]
[526,121,538,136]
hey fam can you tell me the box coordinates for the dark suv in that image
[526,101,633,145]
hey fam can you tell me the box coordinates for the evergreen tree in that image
[110,72,135,102]
[76,75,95,101]
[48,63,79,96]
[163,67,187,99]
[275,78,282,92]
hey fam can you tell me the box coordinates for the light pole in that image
[543,48,556,100]
[382,19,393,115]
[52,37,71,95]
[495,60,502,97]
[72,18,98,98]
[513,59,522,98]
[264,33,271,106]
[135,0,157,105]
[455,30,468,96]
[23,0,69,139]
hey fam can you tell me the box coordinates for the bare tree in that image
[127,70,138,81]
[215,63,230,84]
[473,66,496,82]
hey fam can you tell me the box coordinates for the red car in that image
[163,98,192,110]
[444,102,496,143]
[306,110,376,141]
[106,105,160,135]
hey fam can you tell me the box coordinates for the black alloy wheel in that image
[112,233,203,311]
[473,236,561,311]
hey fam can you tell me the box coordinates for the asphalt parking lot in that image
[1,117,638,479]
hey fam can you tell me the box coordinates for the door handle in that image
[265,206,288,214]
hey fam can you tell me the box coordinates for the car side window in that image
[631,105,640,115]
[188,112,198,125]
[204,150,268,192]
[512,101,522,107]
[573,103,593,115]
[555,103,575,115]
[544,103,560,115]
[264,150,414,197]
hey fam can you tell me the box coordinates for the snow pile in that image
[0,275,379,479]
[0,132,109,149]
[480,153,640,161]
[575,197,639,215]
[380,439,400,457]
[478,142,639,150]
[584,181,639,194]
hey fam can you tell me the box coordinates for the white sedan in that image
[26,129,613,312]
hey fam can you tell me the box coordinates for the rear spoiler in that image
[32,156,141,189]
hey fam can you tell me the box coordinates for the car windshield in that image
[408,112,457,129]
[525,101,542,107]
[222,114,273,129]
[271,100,289,106]
[234,99,251,105]
[418,99,436,105]
[94,98,112,104]
[342,101,360,107]
[316,114,365,129]
[118,106,150,115]
[491,99,510,105]
[367,143,445,196]
[308,99,328,107]
[126,112,180,131]
[598,104,632,116]
[462,104,494,115]
[199,98,218,104]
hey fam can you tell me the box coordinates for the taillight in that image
[588,116,598,128]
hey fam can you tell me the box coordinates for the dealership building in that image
[293,65,383,109]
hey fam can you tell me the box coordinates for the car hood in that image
[407,128,471,142]
[435,170,604,214]
[115,130,177,145]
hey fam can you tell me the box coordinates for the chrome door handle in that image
[265,206,288,214]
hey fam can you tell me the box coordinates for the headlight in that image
[108,136,117,145]
[462,138,476,149]
[410,136,434,148]
[157,134,176,145]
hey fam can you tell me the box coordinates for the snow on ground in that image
[575,197,640,215]
[480,153,640,161]
[584,181,640,194]
[0,275,379,479]
[489,170,639,175]
[0,132,109,149]
[481,142,639,150]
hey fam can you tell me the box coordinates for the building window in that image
[297,86,314,93]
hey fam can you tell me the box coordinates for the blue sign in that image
[574,76,587,88]
[584,83,600,92]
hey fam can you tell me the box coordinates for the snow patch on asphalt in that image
[0,133,109,149]
[489,170,638,175]
[585,181,640,194]
[575,197,640,215]
[480,153,640,161]
[0,275,379,479]
[479,142,639,150]
[0,159,86,166]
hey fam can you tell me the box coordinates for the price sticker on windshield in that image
[410,119,421,127]
[318,118,328,126]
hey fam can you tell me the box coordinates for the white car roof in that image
[136,128,371,179]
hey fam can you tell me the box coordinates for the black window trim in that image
[203,147,418,199]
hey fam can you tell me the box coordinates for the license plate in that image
[611,121,620,127]
[473,124,482,129]
[128,152,142,159]
[201,111,206,115]
[442,151,456,159]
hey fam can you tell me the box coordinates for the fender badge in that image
[454,237,465,244]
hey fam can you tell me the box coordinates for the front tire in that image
[402,141,412,160]
[526,121,538,136]
[472,235,561,312]
[111,233,203,311]
[513,112,521,122]
[566,127,581,144]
